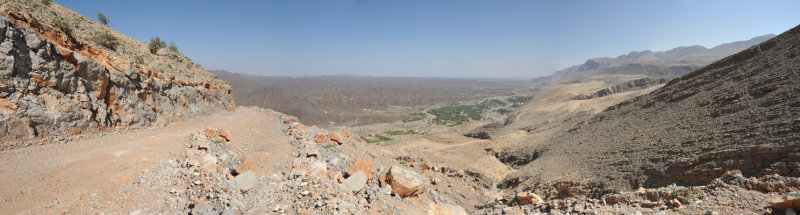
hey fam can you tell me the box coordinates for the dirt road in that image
[0,107,291,214]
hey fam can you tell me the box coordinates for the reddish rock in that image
[342,130,351,137]
[516,192,543,205]
[315,133,327,143]
[205,128,216,138]
[284,115,298,123]
[347,157,377,181]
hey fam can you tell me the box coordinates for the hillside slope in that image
[504,24,799,198]
[0,1,233,145]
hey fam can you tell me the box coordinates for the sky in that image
[60,0,800,79]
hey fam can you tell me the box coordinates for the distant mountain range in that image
[548,34,775,83]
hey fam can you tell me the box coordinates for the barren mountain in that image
[549,34,775,83]
[0,0,233,145]
[502,24,800,198]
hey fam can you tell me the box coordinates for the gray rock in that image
[231,171,256,192]
[339,171,367,193]
[191,204,213,215]
[787,208,797,215]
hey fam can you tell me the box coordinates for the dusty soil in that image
[0,107,291,214]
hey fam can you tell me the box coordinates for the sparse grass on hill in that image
[52,18,72,35]
[89,32,120,50]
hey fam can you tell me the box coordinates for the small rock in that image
[670,199,682,208]
[205,128,216,138]
[273,204,281,212]
[787,208,797,215]
[191,204,213,215]
[231,171,256,192]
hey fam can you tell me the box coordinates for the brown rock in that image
[315,133,327,143]
[205,128,216,138]
[342,130,351,137]
[386,166,429,197]
[218,129,230,141]
[670,199,682,208]
[347,157,377,181]
[420,162,433,170]
[516,192,543,205]
[284,115,298,123]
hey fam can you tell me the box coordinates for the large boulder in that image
[386,166,429,197]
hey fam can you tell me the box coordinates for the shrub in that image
[148,36,166,54]
[97,12,109,25]
[89,32,119,50]
[168,41,179,52]
[41,0,52,6]
[52,18,72,35]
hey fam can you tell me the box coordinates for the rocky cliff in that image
[0,1,233,145]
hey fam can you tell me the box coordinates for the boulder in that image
[231,171,256,192]
[386,166,429,197]
[340,171,367,193]
[347,157,376,181]
[516,192,543,205]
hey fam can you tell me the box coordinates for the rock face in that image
[0,4,233,145]
[386,165,429,197]
[573,78,667,100]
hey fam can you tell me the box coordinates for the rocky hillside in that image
[0,1,233,145]
[549,34,774,83]
[503,24,800,198]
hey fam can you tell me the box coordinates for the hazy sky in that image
[61,0,800,78]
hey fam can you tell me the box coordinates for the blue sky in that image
[60,0,800,78]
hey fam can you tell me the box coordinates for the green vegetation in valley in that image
[402,112,426,123]
[384,130,417,135]
[496,108,511,115]
[360,134,392,143]
[507,96,532,103]
[89,32,120,50]
[507,96,532,108]
[427,99,506,126]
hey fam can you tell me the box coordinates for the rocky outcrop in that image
[572,78,667,100]
[0,9,233,145]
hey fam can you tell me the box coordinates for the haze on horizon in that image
[62,0,800,79]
